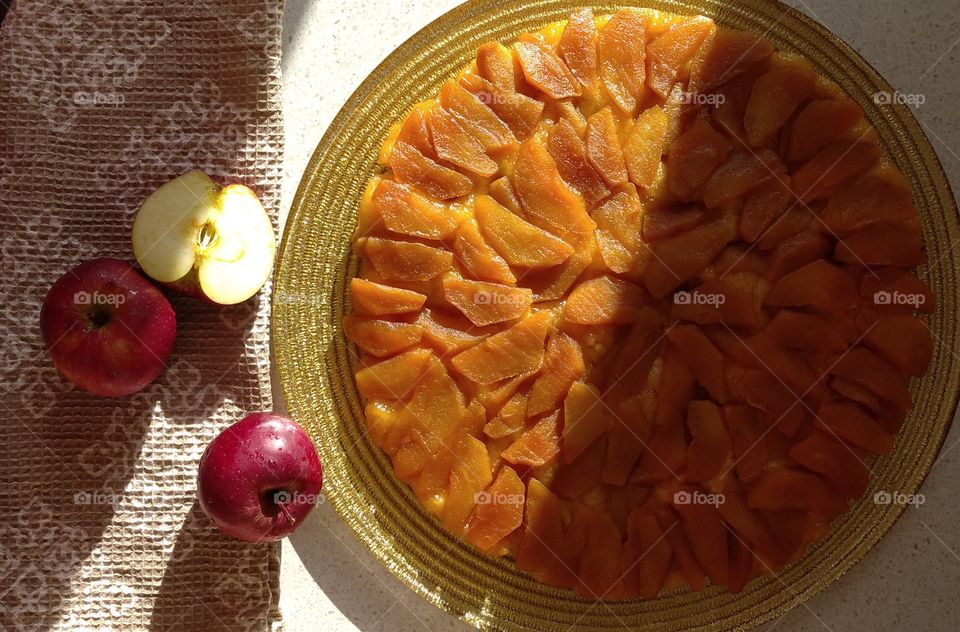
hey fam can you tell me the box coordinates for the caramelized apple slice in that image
[361,237,453,282]
[558,8,599,88]
[656,508,707,590]
[767,230,832,280]
[564,275,650,324]
[343,315,423,358]
[547,119,610,204]
[502,411,561,466]
[644,214,736,298]
[577,509,626,598]
[754,206,813,251]
[685,400,731,481]
[514,139,595,243]
[764,259,858,316]
[743,55,816,147]
[350,278,426,316]
[822,174,918,237]
[835,224,924,268]
[556,100,588,135]
[442,434,494,534]
[488,176,523,214]
[730,368,806,437]
[703,149,784,208]
[393,103,436,155]
[739,176,795,242]
[438,79,516,151]
[451,311,552,383]
[371,179,457,240]
[355,348,434,400]
[858,311,932,376]
[465,465,525,551]
[671,272,769,328]
[562,382,608,463]
[459,74,544,140]
[391,355,470,466]
[667,326,728,403]
[642,204,706,242]
[831,347,912,413]
[521,240,595,301]
[415,308,491,354]
[646,16,715,97]
[475,372,533,417]
[815,399,895,455]
[483,390,528,439]
[625,106,669,188]
[514,41,581,99]
[593,185,646,274]
[586,107,629,187]
[603,396,652,485]
[517,479,576,588]
[688,27,774,93]
[403,395,480,491]
[746,467,847,515]
[765,310,846,354]
[791,141,880,203]
[655,345,697,428]
[442,276,532,326]
[604,307,664,395]
[724,405,768,483]
[527,331,586,418]
[476,41,521,91]
[453,220,516,284]
[666,117,734,202]
[673,493,729,586]
[473,195,574,267]
[428,106,499,176]
[599,9,648,114]
[789,432,869,500]
[622,511,673,599]
[787,98,863,162]
[552,435,606,499]
[388,140,474,199]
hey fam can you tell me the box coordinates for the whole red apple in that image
[40,258,177,397]
[197,412,323,542]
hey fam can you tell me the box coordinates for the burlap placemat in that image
[0,1,286,630]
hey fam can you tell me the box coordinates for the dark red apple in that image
[197,412,323,542]
[40,258,177,397]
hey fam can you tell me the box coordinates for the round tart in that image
[344,7,933,599]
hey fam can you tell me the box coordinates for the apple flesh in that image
[40,258,177,397]
[132,171,276,305]
[197,412,323,542]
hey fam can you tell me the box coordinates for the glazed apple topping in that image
[345,8,932,599]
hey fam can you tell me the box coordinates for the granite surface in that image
[276,1,960,630]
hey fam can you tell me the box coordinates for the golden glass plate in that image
[274,1,960,629]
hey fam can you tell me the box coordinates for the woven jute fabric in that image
[0,1,285,630]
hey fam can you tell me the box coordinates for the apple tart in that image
[343,7,933,599]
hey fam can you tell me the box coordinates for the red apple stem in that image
[277,501,296,526]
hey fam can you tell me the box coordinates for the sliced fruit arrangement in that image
[345,8,932,600]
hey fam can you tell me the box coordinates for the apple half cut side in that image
[132,171,276,305]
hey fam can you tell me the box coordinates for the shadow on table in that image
[149,500,281,632]
[288,503,471,632]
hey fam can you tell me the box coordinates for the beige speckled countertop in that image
[275,1,960,630]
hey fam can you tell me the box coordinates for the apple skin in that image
[197,412,323,542]
[158,267,210,302]
[40,258,177,398]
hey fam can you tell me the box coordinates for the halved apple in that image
[132,171,276,305]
